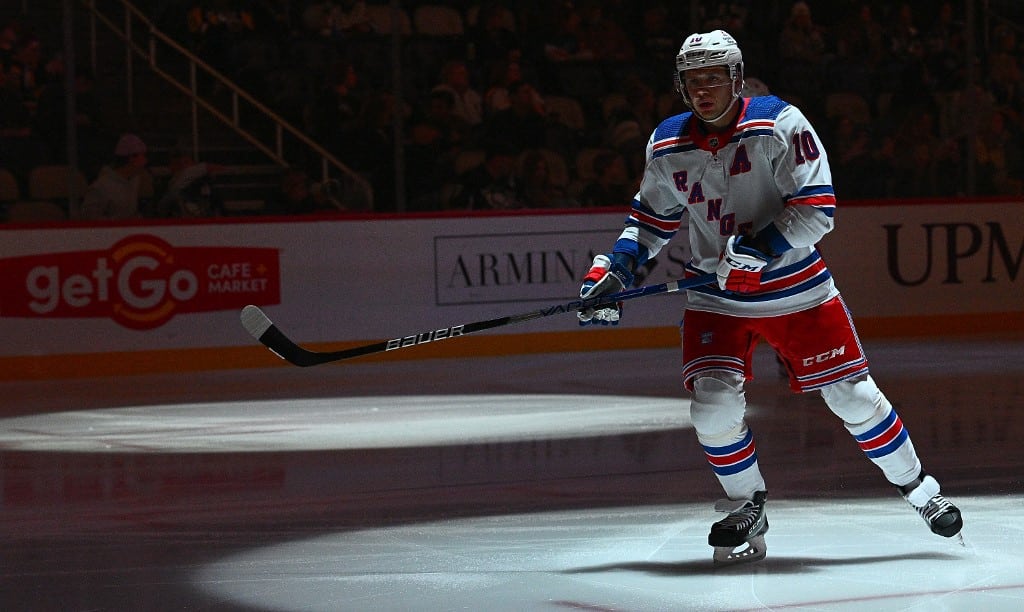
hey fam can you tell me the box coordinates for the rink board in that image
[0,201,1020,379]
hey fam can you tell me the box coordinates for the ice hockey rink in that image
[1,336,1022,611]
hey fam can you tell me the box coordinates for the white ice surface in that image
[2,338,1022,611]
[197,497,1023,612]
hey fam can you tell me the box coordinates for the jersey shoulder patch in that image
[743,95,790,121]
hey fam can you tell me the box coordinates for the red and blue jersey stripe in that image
[625,200,683,241]
[685,251,833,305]
[787,185,836,218]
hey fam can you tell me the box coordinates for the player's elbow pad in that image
[775,207,833,249]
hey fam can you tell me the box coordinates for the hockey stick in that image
[240,273,716,367]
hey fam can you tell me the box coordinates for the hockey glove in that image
[717,235,772,293]
[578,254,635,326]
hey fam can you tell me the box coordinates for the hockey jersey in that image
[611,95,840,317]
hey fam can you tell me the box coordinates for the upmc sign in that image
[0,234,280,330]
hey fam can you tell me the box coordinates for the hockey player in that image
[578,30,962,565]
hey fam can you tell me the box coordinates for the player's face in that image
[682,66,734,122]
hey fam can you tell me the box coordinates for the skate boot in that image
[898,473,963,539]
[708,490,768,566]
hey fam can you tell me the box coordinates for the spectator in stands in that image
[480,79,547,156]
[301,0,371,39]
[33,66,108,180]
[888,53,938,127]
[265,167,338,215]
[741,76,771,98]
[975,109,1024,196]
[328,0,373,39]
[891,110,960,197]
[432,59,483,127]
[80,133,149,220]
[578,1,634,64]
[310,59,364,150]
[887,3,923,61]
[336,91,401,210]
[62,0,1020,206]
[0,61,50,190]
[468,3,523,85]
[633,4,678,90]
[519,149,574,208]
[539,1,610,102]
[698,0,749,33]
[776,1,826,108]
[951,82,998,140]
[186,1,256,70]
[876,4,925,92]
[483,57,543,118]
[7,34,59,115]
[602,105,644,175]
[829,116,881,199]
[923,1,965,92]
[986,25,1022,115]
[0,18,21,70]
[830,4,883,99]
[156,147,227,217]
[406,88,471,211]
[542,2,594,64]
[448,143,522,210]
[622,76,659,140]
[301,1,335,37]
[411,88,471,152]
[577,149,632,208]
[853,3,887,67]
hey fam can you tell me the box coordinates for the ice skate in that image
[898,473,963,542]
[708,490,768,566]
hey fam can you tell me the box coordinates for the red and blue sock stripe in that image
[854,409,909,459]
[702,428,758,476]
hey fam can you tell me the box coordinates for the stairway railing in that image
[82,0,373,211]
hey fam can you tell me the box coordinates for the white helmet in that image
[675,30,745,113]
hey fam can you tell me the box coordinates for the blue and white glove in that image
[578,254,635,326]
[716,234,772,293]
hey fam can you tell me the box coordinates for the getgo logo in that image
[0,234,280,329]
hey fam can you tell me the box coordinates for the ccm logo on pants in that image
[803,345,846,367]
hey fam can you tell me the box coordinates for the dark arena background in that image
[1,1,1022,610]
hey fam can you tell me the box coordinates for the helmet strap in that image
[679,77,742,125]
[701,93,741,125]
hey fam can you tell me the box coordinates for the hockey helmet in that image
[675,30,745,104]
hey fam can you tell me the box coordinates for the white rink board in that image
[0,213,657,357]
[0,201,1020,359]
[826,201,1022,318]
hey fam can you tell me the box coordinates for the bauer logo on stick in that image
[386,326,465,351]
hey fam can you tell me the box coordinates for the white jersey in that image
[611,95,840,317]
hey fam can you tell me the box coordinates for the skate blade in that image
[713,535,766,566]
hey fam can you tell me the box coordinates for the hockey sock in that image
[699,424,766,500]
[846,401,922,487]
